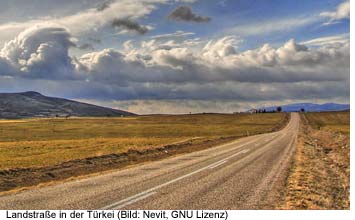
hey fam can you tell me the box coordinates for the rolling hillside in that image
[0,91,134,118]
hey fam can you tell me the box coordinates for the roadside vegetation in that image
[281,112,350,209]
[305,112,350,135]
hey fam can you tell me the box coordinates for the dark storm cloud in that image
[168,5,211,23]
[111,18,149,35]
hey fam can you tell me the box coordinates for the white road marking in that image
[209,160,227,169]
[102,191,157,210]
[100,147,252,210]
[100,132,283,210]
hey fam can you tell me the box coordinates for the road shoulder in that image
[279,113,350,209]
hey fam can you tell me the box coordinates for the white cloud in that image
[320,0,350,25]
[174,0,198,3]
[150,31,195,40]
[1,26,349,85]
[0,26,350,113]
[0,0,167,43]
[202,36,241,58]
[0,25,76,79]
[74,33,350,85]
[227,15,321,36]
[301,33,350,46]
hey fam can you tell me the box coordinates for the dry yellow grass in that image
[304,111,350,135]
[0,120,27,123]
[0,137,184,169]
[281,112,349,209]
[0,113,288,170]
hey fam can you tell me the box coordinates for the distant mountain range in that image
[0,91,135,119]
[261,103,350,112]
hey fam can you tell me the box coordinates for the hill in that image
[263,103,350,112]
[0,91,135,118]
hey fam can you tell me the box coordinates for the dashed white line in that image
[101,191,157,210]
[100,147,252,210]
[209,160,227,169]
[99,131,284,210]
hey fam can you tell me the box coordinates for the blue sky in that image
[0,0,350,114]
[74,0,350,50]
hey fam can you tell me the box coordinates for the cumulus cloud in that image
[320,0,350,25]
[70,34,349,91]
[77,48,146,83]
[111,18,149,35]
[1,26,349,85]
[202,36,240,58]
[168,5,211,23]
[0,25,76,79]
[0,25,349,113]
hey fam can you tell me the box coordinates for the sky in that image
[0,0,350,114]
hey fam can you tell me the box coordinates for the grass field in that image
[282,112,350,209]
[304,111,350,135]
[0,113,288,170]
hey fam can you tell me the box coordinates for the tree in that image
[276,106,282,112]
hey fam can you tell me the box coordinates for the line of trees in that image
[255,107,306,113]
[254,106,283,113]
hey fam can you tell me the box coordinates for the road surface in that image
[0,113,299,209]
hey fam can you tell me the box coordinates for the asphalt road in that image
[0,113,299,210]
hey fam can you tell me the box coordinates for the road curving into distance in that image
[0,113,299,209]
